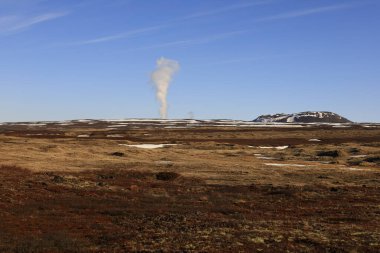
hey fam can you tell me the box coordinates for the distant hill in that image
[253,111,352,123]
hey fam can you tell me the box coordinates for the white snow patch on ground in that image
[107,125,127,128]
[247,124,305,128]
[254,154,276,160]
[256,156,276,160]
[119,144,177,149]
[256,146,289,150]
[309,139,322,142]
[76,120,91,122]
[350,155,368,158]
[107,134,124,138]
[264,163,307,167]
[276,146,289,150]
[155,161,174,165]
[15,123,47,126]
[26,133,60,136]
[347,168,367,171]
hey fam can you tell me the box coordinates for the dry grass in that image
[0,122,379,251]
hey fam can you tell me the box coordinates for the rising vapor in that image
[151,57,180,119]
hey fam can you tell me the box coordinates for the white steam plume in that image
[151,57,180,119]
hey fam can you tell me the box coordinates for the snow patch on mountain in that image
[253,111,351,123]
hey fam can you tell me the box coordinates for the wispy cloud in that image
[255,3,355,22]
[0,12,68,34]
[69,25,165,46]
[205,52,305,66]
[131,30,248,51]
[66,1,270,46]
[181,0,272,20]
[207,56,273,66]
[66,22,244,47]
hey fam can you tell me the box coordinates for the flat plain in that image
[0,119,379,252]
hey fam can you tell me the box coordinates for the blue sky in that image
[0,0,379,122]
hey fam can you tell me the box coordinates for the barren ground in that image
[0,120,379,252]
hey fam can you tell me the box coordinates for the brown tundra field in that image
[0,119,379,252]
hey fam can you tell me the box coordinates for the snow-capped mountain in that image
[253,111,352,123]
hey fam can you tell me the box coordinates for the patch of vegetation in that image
[347,147,360,154]
[156,172,180,181]
[316,150,339,158]
[2,232,88,253]
[39,144,58,152]
[110,152,125,157]
[364,156,380,164]
[347,159,363,166]
[292,148,304,157]
[97,174,115,180]
[52,175,65,183]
